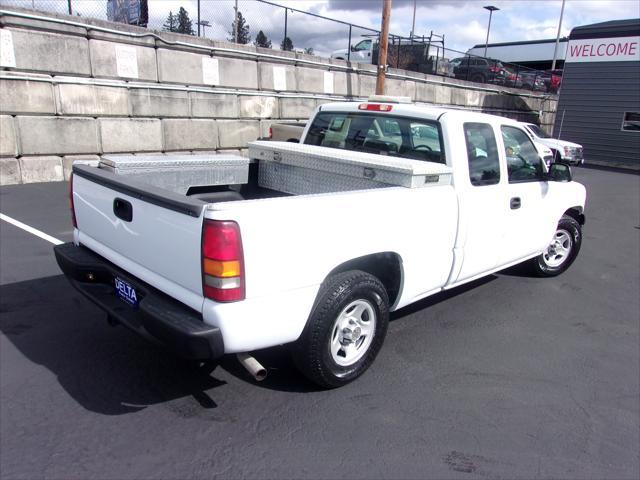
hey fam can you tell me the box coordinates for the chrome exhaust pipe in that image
[237,353,267,382]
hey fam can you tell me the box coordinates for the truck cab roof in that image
[317,100,524,128]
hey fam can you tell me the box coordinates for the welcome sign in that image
[566,36,640,63]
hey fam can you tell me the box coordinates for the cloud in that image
[326,0,466,11]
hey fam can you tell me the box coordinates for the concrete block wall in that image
[0,6,557,185]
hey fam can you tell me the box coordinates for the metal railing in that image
[0,0,561,94]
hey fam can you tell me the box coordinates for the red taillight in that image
[69,173,77,228]
[202,220,245,302]
[269,127,273,138]
[358,103,393,112]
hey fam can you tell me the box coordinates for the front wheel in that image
[531,215,582,276]
[292,270,389,388]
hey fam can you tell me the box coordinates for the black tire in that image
[292,270,389,388]
[471,72,486,83]
[531,215,582,277]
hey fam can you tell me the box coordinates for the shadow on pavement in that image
[496,262,536,278]
[390,274,498,321]
[226,274,500,393]
[0,275,228,415]
[219,347,323,393]
[1,273,505,402]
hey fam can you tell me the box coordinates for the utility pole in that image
[551,0,566,70]
[375,0,392,95]
[197,0,200,36]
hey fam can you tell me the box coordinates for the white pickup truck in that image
[521,122,584,166]
[54,98,586,388]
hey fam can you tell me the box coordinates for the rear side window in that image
[304,111,445,164]
[464,123,500,186]
[501,126,545,183]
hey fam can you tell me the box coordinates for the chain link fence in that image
[0,0,560,94]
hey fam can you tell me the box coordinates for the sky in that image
[2,0,639,56]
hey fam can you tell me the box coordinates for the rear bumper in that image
[54,242,224,361]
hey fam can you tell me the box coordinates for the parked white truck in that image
[521,122,584,166]
[55,98,586,388]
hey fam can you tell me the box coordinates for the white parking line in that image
[0,213,64,245]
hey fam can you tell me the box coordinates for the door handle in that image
[113,198,133,222]
[510,197,521,210]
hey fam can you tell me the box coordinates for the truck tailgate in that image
[71,165,206,310]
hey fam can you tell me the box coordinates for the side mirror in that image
[548,162,572,182]
[350,45,356,52]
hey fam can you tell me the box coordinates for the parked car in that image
[505,70,546,91]
[55,98,586,389]
[452,57,509,84]
[521,122,584,165]
[541,69,563,93]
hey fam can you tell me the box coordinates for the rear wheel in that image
[292,270,389,388]
[531,215,582,276]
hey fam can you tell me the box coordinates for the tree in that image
[229,11,251,44]
[280,36,294,52]
[162,11,178,32]
[254,30,272,49]
[304,47,314,55]
[176,7,195,35]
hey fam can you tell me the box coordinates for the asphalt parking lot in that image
[1,167,638,479]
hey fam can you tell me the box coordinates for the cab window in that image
[501,126,544,183]
[353,40,372,51]
[463,122,500,186]
[305,112,445,164]
[411,123,441,152]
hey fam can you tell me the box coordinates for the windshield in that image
[304,111,445,164]
[526,124,551,138]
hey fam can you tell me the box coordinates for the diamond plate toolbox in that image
[249,141,452,195]
[99,154,249,194]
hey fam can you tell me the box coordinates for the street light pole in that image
[483,6,499,58]
[410,0,416,39]
[198,20,211,39]
[376,0,392,95]
[551,0,566,70]
[233,0,238,43]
